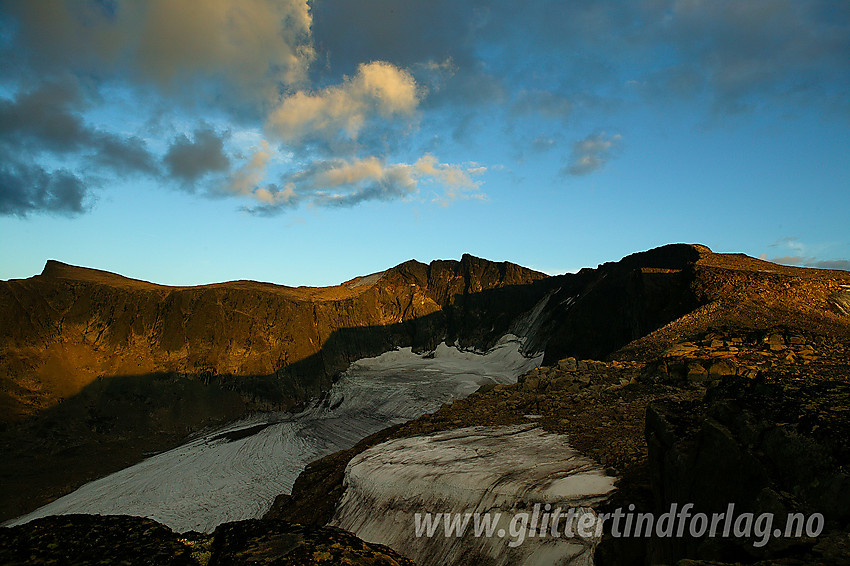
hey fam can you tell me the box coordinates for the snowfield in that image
[332,425,616,566]
[6,335,540,533]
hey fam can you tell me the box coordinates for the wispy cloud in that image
[762,237,850,271]
[0,79,158,216]
[769,256,850,271]
[0,164,89,217]
[3,0,314,101]
[2,0,848,217]
[564,132,622,176]
[244,155,484,214]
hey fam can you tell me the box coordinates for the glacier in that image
[6,335,541,533]
[331,425,617,566]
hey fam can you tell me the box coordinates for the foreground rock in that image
[0,515,413,566]
[0,514,197,565]
[646,375,850,564]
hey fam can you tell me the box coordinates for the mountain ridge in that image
[4,243,848,528]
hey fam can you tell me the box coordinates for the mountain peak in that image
[40,260,160,288]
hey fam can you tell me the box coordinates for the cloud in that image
[530,136,557,153]
[3,0,314,102]
[0,80,89,153]
[318,1,849,119]
[811,260,850,271]
[227,141,272,196]
[0,163,89,217]
[0,80,159,215]
[94,135,159,177]
[310,1,480,77]
[769,236,805,253]
[655,0,850,114]
[764,238,850,271]
[266,62,419,143]
[511,90,573,120]
[4,0,844,221]
[243,155,483,213]
[770,256,850,272]
[0,81,158,174]
[164,127,231,186]
[564,132,622,176]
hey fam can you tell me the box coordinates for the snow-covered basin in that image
[332,425,617,566]
[6,335,540,533]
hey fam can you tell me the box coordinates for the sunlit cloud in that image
[266,62,419,143]
[3,0,314,101]
[244,155,484,214]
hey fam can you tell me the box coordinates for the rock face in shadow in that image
[0,244,719,429]
[8,339,540,534]
[264,249,850,565]
[11,242,847,529]
[209,519,414,566]
[529,244,707,364]
[645,376,850,564]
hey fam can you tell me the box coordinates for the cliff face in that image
[528,244,707,363]
[3,245,733,426]
[0,254,548,423]
[13,243,840,525]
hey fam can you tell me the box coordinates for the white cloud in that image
[242,154,483,213]
[227,141,272,196]
[266,62,419,142]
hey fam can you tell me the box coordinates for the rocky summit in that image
[2,243,850,565]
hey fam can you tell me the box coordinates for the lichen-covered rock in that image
[0,515,414,566]
[0,514,197,566]
[208,519,414,566]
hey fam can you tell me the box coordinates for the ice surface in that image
[7,336,540,533]
[332,425,616,566]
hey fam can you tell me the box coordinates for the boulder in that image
[708,360,736,377]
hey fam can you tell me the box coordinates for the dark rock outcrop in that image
[209,518,414,565]
[0,514,197,565]
[530,244,706,363]
[262,249,850,565]
[645,375,850,564]
[0,514,414,566]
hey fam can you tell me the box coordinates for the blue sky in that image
[1,1,849,286]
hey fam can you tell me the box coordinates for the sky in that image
[1,0,848,287]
